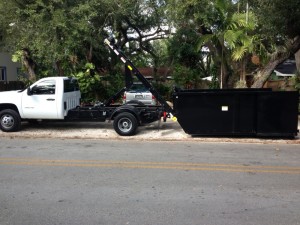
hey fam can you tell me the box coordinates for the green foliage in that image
[172,64,200,89]
[168,27,214,88]
[0,0,17,50]
[223,12,260,61]
[268,72,281,81]
[11,51,23,63]
[253,0,300,38]
[73,63,102,102]
[170,0,246,87]
[103,72,124,99]
[152,82,172,101]
[1,0,170,90]
[74,63,125,103]
[168,27,200,69]
[2,0,300,93]
[17,75,33,87]
[208,66,220,89]
[292,72,300,90]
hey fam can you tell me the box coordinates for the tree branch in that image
[251,36,300,88]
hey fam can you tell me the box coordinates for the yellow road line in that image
[1,157,300,170]
[1,158,300,174]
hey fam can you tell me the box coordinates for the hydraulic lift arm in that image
[104,37,174,114]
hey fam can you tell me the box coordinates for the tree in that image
[1,0,173,101]
[2,0,170,80]
[0,0,20,46]
[251,37,300,88]
[168,27,214,88]
[197,8,259,87]
[251,0,300,88]
[3,0,300,91]
[168,0,258,88]
[223,11,260,86]
[109,0,171,69]
[168,0,300,88]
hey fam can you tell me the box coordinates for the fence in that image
[0,81,25,92]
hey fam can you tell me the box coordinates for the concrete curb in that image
[1,120,299,145]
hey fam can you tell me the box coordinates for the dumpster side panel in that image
[174,91,258,136]
[174,89,298,137]
[175,93,236,135]
[256,91,299,137]
[234,94,256,134]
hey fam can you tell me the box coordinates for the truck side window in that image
[64,79,80,93]
[31,80,56,95]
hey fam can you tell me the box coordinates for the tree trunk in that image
[295,49,300,71]
[25,65,36,81]
[220,59,230,88]
[210,41,231,89]
[86,44,93,62]
[252,36,300,88]
[241,58,246,82]
[251,58,287,88]
[22,49,36,81]
[55,61,64,76]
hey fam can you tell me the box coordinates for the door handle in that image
[47,98,55,101]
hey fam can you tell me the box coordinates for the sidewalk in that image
[1,118,299,144]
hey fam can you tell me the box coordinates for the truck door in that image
[21,79,59,119]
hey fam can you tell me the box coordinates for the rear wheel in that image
[0,109,21,132]
[113,112,138,136]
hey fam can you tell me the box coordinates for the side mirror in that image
[27,87,32,96]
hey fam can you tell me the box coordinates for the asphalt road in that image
[0,138,300,225]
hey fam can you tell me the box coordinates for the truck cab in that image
[23,77,81,119]
[0,77,81,131]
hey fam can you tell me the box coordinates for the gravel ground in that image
[1,118,299,144]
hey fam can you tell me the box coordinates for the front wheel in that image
[113,112,138,136]
[0,109,21,132]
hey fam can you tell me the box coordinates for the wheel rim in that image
[118,118,132,133]
[1,114,15,129]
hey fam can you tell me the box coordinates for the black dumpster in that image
[173,89,299,137]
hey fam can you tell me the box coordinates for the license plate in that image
[135,95,143,99]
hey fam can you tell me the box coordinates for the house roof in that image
[122,67,173,79]
[274,59,297,76]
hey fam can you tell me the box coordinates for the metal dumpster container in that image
[173,89,299,137]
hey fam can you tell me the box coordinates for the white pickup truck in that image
[0,77,80,131]
[0,77,164,135]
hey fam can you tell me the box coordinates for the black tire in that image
[0,109,21,132]
[113,112,138,136]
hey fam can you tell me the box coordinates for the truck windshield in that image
[64,79,80,93]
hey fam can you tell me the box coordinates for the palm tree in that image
[197,1,260,88]
[223,11,260,86]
